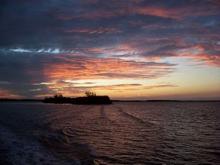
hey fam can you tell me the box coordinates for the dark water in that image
[0,102,220,164]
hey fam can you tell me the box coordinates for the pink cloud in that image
[65,27,121,34]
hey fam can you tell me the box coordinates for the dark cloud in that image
[0,0,220,98]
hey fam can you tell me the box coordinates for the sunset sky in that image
[0,0,220,100]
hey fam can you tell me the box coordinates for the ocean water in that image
[0,102,219,164]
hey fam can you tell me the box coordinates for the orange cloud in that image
[190,54,220,67]
[176,45,220,67]
[40,55,175,95]
[0,88,22,98]
[135,5,219,20]
[135,6,180,19]
[43,56,174,80]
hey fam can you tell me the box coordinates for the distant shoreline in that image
[113,100,220,102]
[0,99,42,102]
[0,99,219,103]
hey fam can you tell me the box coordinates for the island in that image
[43,91,112,105]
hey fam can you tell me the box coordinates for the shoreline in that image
[0,99,219,103]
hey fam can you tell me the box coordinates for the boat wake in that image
[115,106,154,127]
[39,130,95,164]
[0,125,75,165]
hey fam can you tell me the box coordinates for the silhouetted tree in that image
[85,91,96,97]
[43,91,111,104]
[54,93,63,98]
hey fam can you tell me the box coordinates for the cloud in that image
[64,27,121,34]
[135,2,220,19]
[0,0,220,98]
[170,44,220,67]
[32,78,178,97]
[0,52,175,97]
[143,84,178,89]
[43,55,175,80]
[0,88,21,98]
[56,0,220,21]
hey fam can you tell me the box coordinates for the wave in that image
[99,106,117,125]
[40,130,95,164]
[43,105,94,127]
[0,125,74,165]
[115,106,154,127]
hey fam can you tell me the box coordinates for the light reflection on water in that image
[0,102,220,164]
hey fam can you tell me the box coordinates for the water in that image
[0,102,219,164]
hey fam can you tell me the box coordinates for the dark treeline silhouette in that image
[0,98,41,102]
[43,92,112,105]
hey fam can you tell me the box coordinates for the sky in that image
[0,0,220,100]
